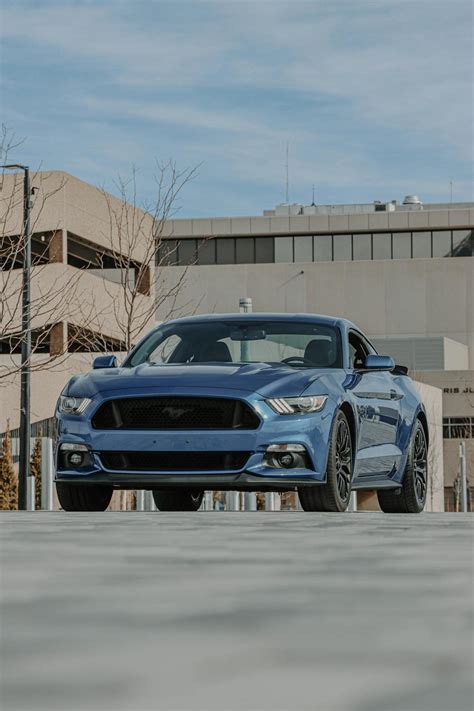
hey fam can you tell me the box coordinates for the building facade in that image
[0,171,155,434]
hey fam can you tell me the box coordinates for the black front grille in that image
[99,451,251,471]
[92,396,260,430]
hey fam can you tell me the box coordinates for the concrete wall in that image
[157,257,474,366]
[1,171,155,262]
[164,206,474,238]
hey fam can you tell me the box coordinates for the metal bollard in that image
[459,442,468,513]
[203,491,213,510]
[264,492,275,511]
[136,490,145,511]
[41,437,54,511]
[347,491,358,512]
[244,492,257,511]
[226,491,240,511]
[27,476,35,511]
[144,491,156,511]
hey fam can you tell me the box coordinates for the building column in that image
[49,321,67,356]
[48,229,67,264]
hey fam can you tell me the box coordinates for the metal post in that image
[203,491,213,511]
[26,476,35,511]
[244,492,257,511]
[459,442,468,513]
[18,168,31,510]
[347,491,358,512]
[40,437,54,511]
[226,491,240,511]
[265,492,275,511]
[0,164,32,510]
[136,490,145,511]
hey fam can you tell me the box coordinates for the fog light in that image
[59,443,90,470]
[278,452,295,468]
[264,443,310,470]
[69,452,84,466]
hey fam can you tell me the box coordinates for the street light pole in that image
[1,164,31,509]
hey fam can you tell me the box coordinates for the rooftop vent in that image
[403,195,422,205]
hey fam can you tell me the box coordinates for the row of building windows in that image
[443,417,474,440]
[158,229,473,266]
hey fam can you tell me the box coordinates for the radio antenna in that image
[285,142,289,203]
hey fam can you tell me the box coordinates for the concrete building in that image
[159,197,473,509]
[0,171,155,435]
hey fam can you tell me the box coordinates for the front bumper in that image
[55,386,334,490]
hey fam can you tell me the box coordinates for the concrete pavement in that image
[1,512,473,711]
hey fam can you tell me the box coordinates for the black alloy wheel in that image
[377,419,428,514]
[298,410,353,512]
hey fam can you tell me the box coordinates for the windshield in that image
[124,320,342,369]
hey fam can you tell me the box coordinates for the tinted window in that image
[255,237,274,263]
[333,234,352,261]
[294,236,313,262]
[373,232,392,259]
[432,231,452,258]
[353,233,372,260]
[216,238,235,264]
[393,232,411,259]
[275,237,293,262]
[178,239,197,265]
[412,231,431,258]
[236,238,255,263]
[452,230,473,257]
[314,235,332,261]
[157,240,178,266]
[197,239,216,265]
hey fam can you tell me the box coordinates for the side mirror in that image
[92,355,118,370]
[360,354,395,372]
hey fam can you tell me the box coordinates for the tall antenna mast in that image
[311,184,315,206]
[285,141,289,203]
[450,179,453,203]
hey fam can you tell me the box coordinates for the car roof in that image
[162,312,358,331]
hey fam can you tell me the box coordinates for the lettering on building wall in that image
[443,387,474,394]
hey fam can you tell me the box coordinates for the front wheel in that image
[298,410,353,512]
[377,420,428,513]
[56,482,113,511]
[152,489,204,511]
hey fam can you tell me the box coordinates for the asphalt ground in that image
[0,512,473,711]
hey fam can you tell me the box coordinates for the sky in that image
[0,0,472,217]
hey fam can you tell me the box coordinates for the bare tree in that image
[83,161,202,354]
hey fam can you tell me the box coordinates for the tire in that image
[298,410,353,512]
[56,482,113,511]
[377,419,428,514]
[152,489,204,511]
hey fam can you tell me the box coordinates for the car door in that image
[348,331,403,480]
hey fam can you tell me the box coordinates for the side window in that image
[348,332,369,369]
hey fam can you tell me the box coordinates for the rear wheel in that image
[377,420,427,514]
[56,482,113,511]
[298,410,353,512]
[152,489,204,511]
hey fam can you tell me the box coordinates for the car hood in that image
[65,362,335,399]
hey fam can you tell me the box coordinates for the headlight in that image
[267,395,328,415]
[58,396,92,415]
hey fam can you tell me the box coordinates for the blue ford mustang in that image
[55,313,429,513]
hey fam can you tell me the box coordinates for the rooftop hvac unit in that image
[403,195,422,205]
